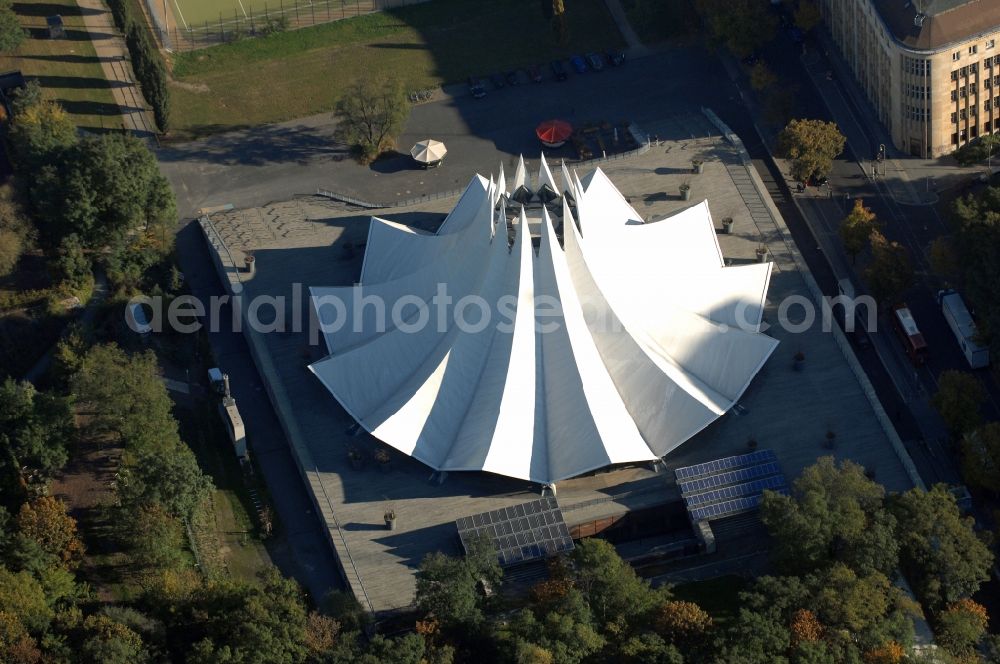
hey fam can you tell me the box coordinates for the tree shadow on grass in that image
[33,74,121,90]
[12,2,99,17]
[56,98,126,117]
[25,53,106,65]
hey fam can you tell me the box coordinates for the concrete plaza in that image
[200,124,916,615]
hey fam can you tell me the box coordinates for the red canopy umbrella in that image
[536,119,573,148]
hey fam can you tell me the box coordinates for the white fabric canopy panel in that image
[309,157,778,484]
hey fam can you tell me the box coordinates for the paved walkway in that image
[77,0,156,137]
[603,0,649,57]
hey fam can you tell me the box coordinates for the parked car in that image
[490,73,505,89]
[467,76,486,99]
[570,55,588,73]
[505,70,521,86]
[528,63,543,83]
[551,59,568,81]
[585,52,604,71]
[607,49,625,66]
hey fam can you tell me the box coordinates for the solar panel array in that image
[678,462,782,495]
[455,497,574,567]
[674,449,787,523]
[674,449,777,481]
[683,475,787,508]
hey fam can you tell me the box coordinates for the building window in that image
[961,66,969,78]
[995,75,1000,86]
[989,39,997,50]
[961,108,968,120]
[961,129,968,141]
[970,45,979,55]
[988,99,993,111]
[954,51,962,61]
[951,70,959,80]
[961,86,967,98]
[972,62,979,74]
[972,126,979,137]
[987,79,993,89]
[952,112,958,123]
[994,95,1000,107]
[951,90,958,101]
[953,132,960,144]
[971,106,978,116]
[987,121,993,133]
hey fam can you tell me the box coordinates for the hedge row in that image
[106,0,170,133]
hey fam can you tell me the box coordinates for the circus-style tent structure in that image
[309,156,778,484]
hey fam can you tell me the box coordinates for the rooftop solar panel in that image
[683,475,787,508]
[456,497,574,567]
[674,449,777,481]
[679,461,781,495]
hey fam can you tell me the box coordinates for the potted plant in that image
[755,245,768,263]
[793,351,805,371]
[374,448,391,473]
[823,429,836,449]
[679,182,691,201]
[721,217,734,234]
[384,508,397,530]
[347,447,364,470]
[692,159,704,174]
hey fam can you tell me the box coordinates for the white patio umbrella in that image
[410,139,448,165]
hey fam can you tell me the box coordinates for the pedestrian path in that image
[603,0,650,57]
[76,0,156,137]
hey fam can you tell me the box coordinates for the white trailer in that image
[938,290,989,369]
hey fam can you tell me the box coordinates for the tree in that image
[653,601,712,649]
[55,233,92,290]
[0,611,41,664]
[117,446,212,519]
[695,0,777,57]
[15,496,84,568]
[31,133,176,252]
[334,78,409,164]
[570,538,667,628]
[119,503,185,570]
[72,345,182,452]
[750,62,777,92]
[416,551,483,631]
[8,101,77,168]
[934,599,988,657]
[928,236,959,283]
[793,0,822,33]
[0,567,53,634]
[173,570,309,664]
[0,378,74,486]
[932,370,985,437]
[760,457,899,576]
[862,641,904,664]
[0,184,32,278]
[80,614,150,664]
[8,80,41,117]
[789,608,823,646]
[778,119,846,183]
[890,485,993,610]
[839,199,879,263]
[864,230,913,305]
[960,423,1000,493]
[304,611,340,660]
[0,0,24,53]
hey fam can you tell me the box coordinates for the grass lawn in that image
[0,0,119,131]
[670,575,748,628]
[168,0,624,139]
[620,0,699,46]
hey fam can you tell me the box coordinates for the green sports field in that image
[172,0,353,30]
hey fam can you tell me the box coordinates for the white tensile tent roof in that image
[309,156,777,484]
